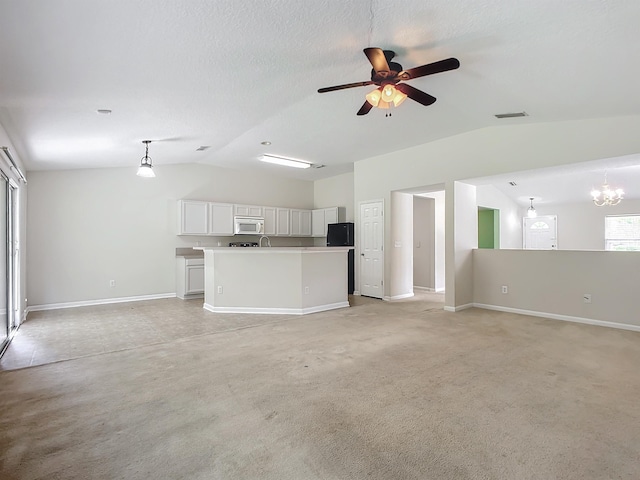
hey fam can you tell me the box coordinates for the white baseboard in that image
[176,293,204,300]
[384,292,414,301]
[28,293,177,313]
[353,290,361,296]
[473,303,640,333]
[444,303,473,312]
[203,301,349,316]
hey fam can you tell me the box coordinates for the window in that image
[605,215,640,251]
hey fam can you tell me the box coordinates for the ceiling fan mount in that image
[318,47,460,115]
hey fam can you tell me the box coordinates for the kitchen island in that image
[193,247,353,315]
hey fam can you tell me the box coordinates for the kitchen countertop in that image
[193,246,353,253]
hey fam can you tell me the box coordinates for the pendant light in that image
[137,140,155,178]
[527,197,537,218]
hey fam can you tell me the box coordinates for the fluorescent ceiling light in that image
[259,154,311,169]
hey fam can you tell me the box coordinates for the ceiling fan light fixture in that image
[136,140,155,178]
[365,88,382,107]
[259,154,312,169]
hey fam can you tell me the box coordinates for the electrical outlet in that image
[109,280,116,288]
[501,285,508,294]
[583,293,592,304]
[304,286,310,295]
[217,286,223,294]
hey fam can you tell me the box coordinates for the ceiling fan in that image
[318,48,460,115]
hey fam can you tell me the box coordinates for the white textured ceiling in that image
[1,0,640,202]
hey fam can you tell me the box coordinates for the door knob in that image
[361,253,365,256]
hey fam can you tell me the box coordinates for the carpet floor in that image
[1,293,639,479]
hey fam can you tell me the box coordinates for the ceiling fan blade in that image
[318,81,374,93]
[364,47,390,73]
[401,57,460,80]
[357,101,373,116]
[395,83,437,106]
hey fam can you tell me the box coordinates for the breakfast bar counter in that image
[193,247,352,315]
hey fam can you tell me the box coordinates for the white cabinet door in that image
[185,265,205,294]
[324,207,338,232]
[178,200,208,235]
[234,204,263,217]
[263,206,276,235]
[299,209,312,236]
[311,207,340,237]
[291,209,312,236]
[276,208,291,236]
[312,209,325,237]
[209,203,234,235]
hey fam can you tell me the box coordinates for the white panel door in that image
[360,201,384,298]
[523,215,557,249]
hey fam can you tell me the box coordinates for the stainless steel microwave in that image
[234,216,264,235]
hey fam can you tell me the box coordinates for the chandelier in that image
[590,173,623,206]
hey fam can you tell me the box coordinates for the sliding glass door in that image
[0,173,17,355]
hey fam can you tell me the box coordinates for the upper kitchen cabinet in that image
[177,200,233,235]
[263,206,276,235]
[291,209,312,236]
[276,208,291,236]
[234,204,263,217]
[209,203,234,235]
[178,200,208,235]
[311,207,345,237]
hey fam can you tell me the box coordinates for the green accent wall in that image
[478,208,500,249]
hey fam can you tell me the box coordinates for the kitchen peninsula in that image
[193,247,353,314]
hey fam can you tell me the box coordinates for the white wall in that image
[27,163,314,307]
[476,184,522,249]
[389,191,414,299]
[313,171,354,221]
[354,115,640,308]
[413,196,434,289]
[531,199,640,250]
[473,249,640,329]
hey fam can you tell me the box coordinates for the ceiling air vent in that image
[310,164,325,169]
[196,146,211,151]
[509,181,517,186]
[495,112,528,119]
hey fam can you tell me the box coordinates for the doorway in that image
[478,207,500,249]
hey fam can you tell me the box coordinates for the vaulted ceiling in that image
[1,0,639,203]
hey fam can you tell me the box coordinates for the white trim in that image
[28,293,177,312]
[473,303,640,333]
[413,286,436,292]
[203,301,349,315]
[444,303,473,312]
[176,293,204,300]
[384,292,414,301]
[353,290,361,296]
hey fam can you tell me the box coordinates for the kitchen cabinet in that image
[263,206,277,235]
[176,257,204,299]
[178,200,209,235]
[291,209,312,236]
[276,208,291,236]
[209,203,234,235]
[311,207,344,237]
[178,201,233,235]
[234,204,263,217]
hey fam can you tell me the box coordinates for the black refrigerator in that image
[326,222,355,295]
